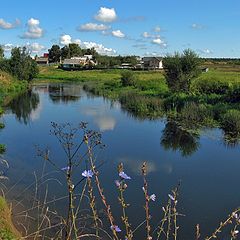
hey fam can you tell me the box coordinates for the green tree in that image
[9,47,38,81]
[61,45,70,60]
[0,46,4,59]
[48,45,61,63]
[163,49,201,92]
[69,43,82,57]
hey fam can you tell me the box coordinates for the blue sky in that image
[0,0,239,57]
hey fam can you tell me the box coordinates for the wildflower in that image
[234,230,239,234]
[82,170,94,178]
[123,183,128,189]
[168,194,175,201]
[115,180,121,187]
[119,171,131,180]
[61,166,70,171]
[150,194,156,201]
[110,225,121,232]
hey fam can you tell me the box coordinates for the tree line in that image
[0,45,38,81]
[48,43,138,67]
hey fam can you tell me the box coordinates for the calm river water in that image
[1,83,240,239]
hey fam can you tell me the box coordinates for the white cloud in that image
[59,34,116,55]
[95,7,117,22]
[191,23,203,29]
[60,34,72,45]
[152,38,163,45]
[152,38,167,48]
[143,31,151,38]
[112,30,125,38]
[0,18,20,29]
[81,41,116,55]
[155,26,161,32]
[79,23,110,31]
[2,43,14,51]
[22,18,43,39]
[28,42,46,53]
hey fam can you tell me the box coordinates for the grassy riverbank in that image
[36,65,240,142]
[0,197,20,240]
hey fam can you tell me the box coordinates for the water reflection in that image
[7,90,40,124]
[48,84,81,103]
[161,120,200,156]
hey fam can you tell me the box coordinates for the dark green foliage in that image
[0,123,5,129]
[0,46,4,59]
[48,45,61,63]
[61,45,70,60]
[68,43,82,57]
[8,47,38,81]
[0,144,6,154]
[192,79,230,94]
[179,102,213,127]
[226,86,240,103]
[163,49,201,92]
[120,70,137,86]
[119,92,164,119]
[221,110,240,134]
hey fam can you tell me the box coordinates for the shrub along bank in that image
[36,65,240,142]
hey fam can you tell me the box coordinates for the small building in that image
[62,56,96,70]
[35,57,49,65]
[143,57,163,70]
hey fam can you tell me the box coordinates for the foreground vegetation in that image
[0,197,20,240]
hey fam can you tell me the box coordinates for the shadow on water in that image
[6,90,40,124]
[160,120,200,157]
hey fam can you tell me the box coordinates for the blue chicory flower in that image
[61,166,70,171]
[168,194,175,201]
[115,180,121,187]
[110,225,121,232]
[82,170,94,178]
[119,171,131,180]
[150,194,156,201]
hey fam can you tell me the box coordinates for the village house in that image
[62,55,96,70]
[35,53,49,65]
[142,57,163,70]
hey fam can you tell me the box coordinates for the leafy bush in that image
[221,109,240,134]
[120,70,137,87]
[163,49,201,92]
[191,78,230,94]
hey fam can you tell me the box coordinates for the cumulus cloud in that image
[60,34,72,45]
[59,34,116,55]
[95,7,117,22]
[0,18,20,29]
[81,41,116,55]
[191,23,204,30]
[2,43,14,51]
[112,30,125,38]
[79,23,110,31]
[27,42,46,53]
[21,18,43,39]
[152,38,167,48]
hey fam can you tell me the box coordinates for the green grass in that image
[0,197,20,240]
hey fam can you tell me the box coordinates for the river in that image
[1,83,240,239]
